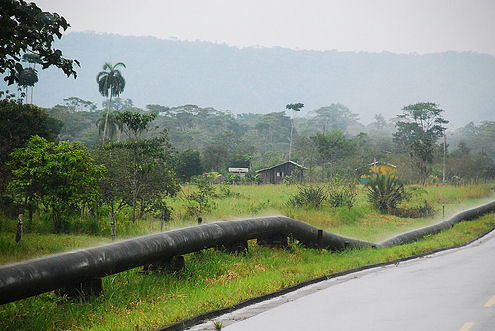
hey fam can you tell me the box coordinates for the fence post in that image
[15,214,23,243]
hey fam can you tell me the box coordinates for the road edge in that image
[157,224,495,331]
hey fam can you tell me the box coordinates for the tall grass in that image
[0,233,111,264]
[1,183,493,243]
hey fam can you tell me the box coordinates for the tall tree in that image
[0,0,79,87]
[21,54,42,104]
[393,102,448,184]
[286,103,304,160]
[304,104,361,135]
[63,97,97,112]
[102,97,133,112]
[16,67,38,104]
[202,144,229,172]
[177,149,203,181]
[96,62,126,144]
[310,130,356,180]
[109,111,179,222]
[96,111,122,142]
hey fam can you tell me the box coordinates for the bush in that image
[327,177,357,211]
[219,185,241,198]
[225,174,241,185]
[243,171,262,184]
[184,175,217,219]
[367,174,406,213]
[287,185,327,209]
[283,168,303,185]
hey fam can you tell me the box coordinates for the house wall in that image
[259,163,303,184]
[370,164,396,176]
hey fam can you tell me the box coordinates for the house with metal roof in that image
[256,161,306,184]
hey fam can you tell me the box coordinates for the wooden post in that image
[15,214,23,243]
[425,200,429,216]
[96,209,100,230]
[110,207,116,242]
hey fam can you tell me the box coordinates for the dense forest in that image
[38,97,495,183]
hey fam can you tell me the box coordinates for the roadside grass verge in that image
[1,213,495,330]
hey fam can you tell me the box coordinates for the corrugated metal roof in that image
[256,160,307,173]
[368,161,397,168]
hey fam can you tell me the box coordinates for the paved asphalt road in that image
[191,230,495,331]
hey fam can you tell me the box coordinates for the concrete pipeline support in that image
[1,199,495,305]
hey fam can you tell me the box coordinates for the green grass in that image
[1,213,495,330]
[1,183,495,330]
[172,183,494,242]
[2,183,493,243]
[0,233,111,265]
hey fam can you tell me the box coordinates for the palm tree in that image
[96,111,123,142]
[96,62,126,144]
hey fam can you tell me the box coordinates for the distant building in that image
[228,167,249,178]
[359,161,397,183]
[256,161,305,184]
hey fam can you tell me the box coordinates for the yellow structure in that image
[360,161,397,183]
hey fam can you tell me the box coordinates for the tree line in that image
[32,97,495,183]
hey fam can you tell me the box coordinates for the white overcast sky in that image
[33,0,495,56]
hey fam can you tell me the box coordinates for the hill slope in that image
[5,32,495,126]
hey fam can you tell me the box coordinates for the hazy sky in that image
[32,0,495,56]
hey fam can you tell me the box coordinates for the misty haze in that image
[1,1,495,330]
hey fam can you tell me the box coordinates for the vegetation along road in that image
[212,229,495,331]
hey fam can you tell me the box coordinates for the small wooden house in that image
[256,161,305,184]
[360,161,397,183]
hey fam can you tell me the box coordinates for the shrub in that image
[283,168,303,185]
[327,177,357,211]
[225,174,241,185]
[367,174,406,213]
[243,171,262,184]
[287,185,327,209]
[219,185,241,198]
[184,175,217,219]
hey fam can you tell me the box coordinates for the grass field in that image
[168,183,495,242]
[1,183,495,330]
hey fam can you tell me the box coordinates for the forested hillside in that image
[3,32,495,126]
